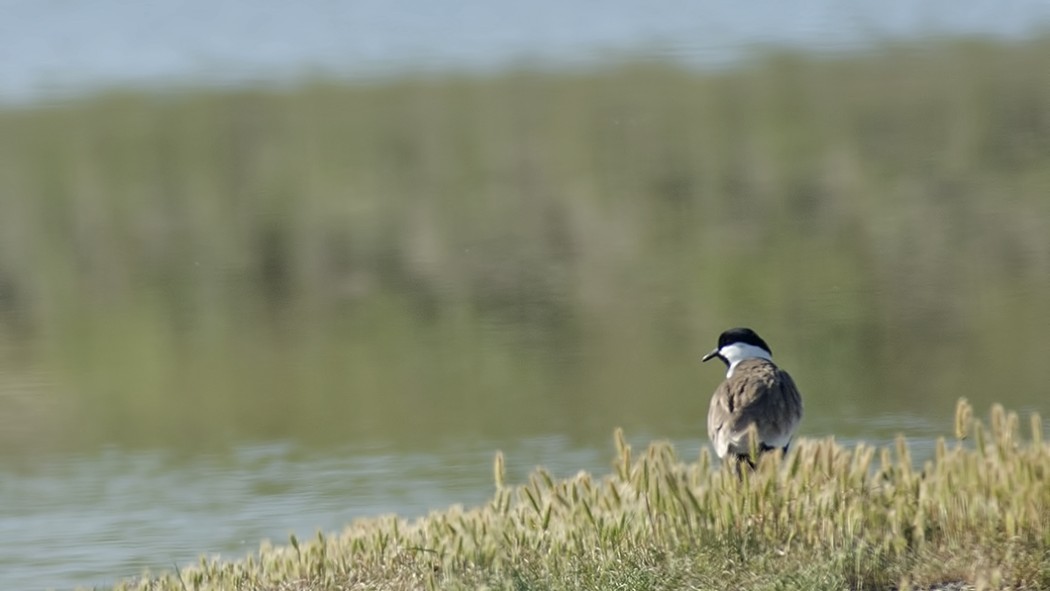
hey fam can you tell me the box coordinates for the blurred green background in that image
[2,39,1049,456]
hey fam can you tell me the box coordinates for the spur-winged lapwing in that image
[702,327,803,467]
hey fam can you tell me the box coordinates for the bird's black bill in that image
[701,349,719,362]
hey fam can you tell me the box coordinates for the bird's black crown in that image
[717,327,772,355]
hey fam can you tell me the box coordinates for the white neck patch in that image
[720,342,772,378]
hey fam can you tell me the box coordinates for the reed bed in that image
[2,36,1050,452]
[110,401,1050,590]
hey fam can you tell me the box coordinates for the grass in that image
[2,36,1050,453]
[106,400,1050,590]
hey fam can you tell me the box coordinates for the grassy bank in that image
[2,36,1050,452]
[108,401,1050,590]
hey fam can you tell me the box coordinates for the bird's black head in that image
[717,327,771,354]
[701,327,772,365]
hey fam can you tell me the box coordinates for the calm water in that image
[3,3,1050,591]
[2,0,1050,103]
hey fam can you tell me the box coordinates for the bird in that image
[702,327,803,468]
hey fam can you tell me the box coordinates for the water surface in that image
[3,0,1050,102]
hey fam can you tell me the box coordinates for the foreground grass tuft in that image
[113,401,1050,590]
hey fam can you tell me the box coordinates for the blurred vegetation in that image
[1,36,1049,452]
[119,402,1050,590]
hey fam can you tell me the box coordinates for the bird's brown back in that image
[707,358,802,458]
